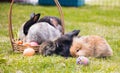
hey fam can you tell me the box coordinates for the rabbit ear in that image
[33,13,40,22]
[30,13,35,19]
[71,30,80,37]
[54,30,80,46]
[23,13,40,35]
[65,30,80,38]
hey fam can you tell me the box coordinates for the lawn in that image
[0,1,120,73]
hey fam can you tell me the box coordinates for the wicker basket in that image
[8,0,64,53]
[13,42,41,52]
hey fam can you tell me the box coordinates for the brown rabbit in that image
[70,35,113,58]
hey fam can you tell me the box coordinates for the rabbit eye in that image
[76,49,79,52]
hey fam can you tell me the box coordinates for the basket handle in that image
[54,0,65,34]
[8,0,14,51]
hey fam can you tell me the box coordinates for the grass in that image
[0,1,120,73]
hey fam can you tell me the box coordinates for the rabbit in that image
[18,13,40,41]
[25,22,62,44]
[39,30,80,57]
[38,16,63,33]
[70,35,113,58]
[18,13,63,39]
[18,13,62,44]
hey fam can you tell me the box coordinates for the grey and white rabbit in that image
[18,13,62,44]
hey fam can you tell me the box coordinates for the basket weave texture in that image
[13,43,41,52]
